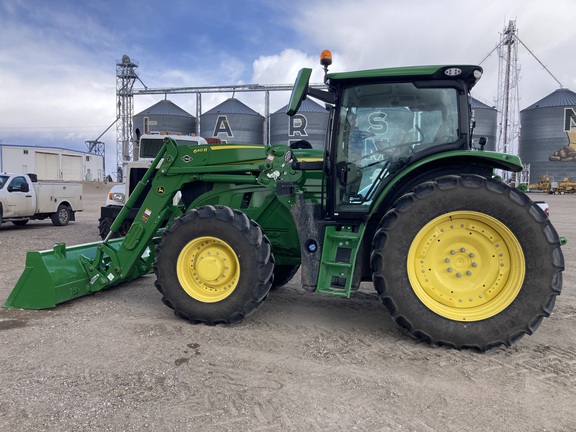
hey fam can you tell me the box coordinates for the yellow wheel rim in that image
[407,211,525,322]
[177,236,240,303]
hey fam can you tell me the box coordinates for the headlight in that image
[110,192,125,204]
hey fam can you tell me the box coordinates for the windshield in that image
[0,175,8,190]
[334,83,459,209]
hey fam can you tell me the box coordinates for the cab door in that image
[4,176,35,217]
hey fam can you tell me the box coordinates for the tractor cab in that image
[289,54,484,217]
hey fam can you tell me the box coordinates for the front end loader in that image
[5,51,565,352]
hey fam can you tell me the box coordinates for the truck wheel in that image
[51,204,71,226]
[371,174,564,352]
[154,205,274,325]
[271,264,300,290]
[98,217,131,239]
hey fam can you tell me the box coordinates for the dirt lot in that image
[0,182,574,432]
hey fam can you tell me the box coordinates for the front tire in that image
[371,174,564,352]
[154,205,274,325]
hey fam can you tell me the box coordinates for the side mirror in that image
[287,68,312,116]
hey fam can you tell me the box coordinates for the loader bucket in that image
[4,237,155,310]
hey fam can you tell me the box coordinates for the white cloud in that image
[287,0,576,107]
[1,0,575,178]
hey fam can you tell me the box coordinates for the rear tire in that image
[154,205,274,325]
[51,204,71,226]
[371,174,564,352]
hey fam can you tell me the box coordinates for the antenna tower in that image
[495,20,521,172]
[116,55,139,182]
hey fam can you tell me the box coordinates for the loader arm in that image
[4,138,286,309]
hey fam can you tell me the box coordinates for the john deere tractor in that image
[5,51,565,352]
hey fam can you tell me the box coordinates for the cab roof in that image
[327,65,483,89]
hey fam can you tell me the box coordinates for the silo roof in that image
[204,98,263,117]
[274,98,328,114]
[135,99,193,117]
[470,97,495,110]
[522,88,576,111]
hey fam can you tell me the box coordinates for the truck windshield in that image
[0,175,8,190]
[334,82,459,210]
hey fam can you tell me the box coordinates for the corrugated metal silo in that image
[269,98,329,149]
[133,99,196,140]
[200,98,264,144]
[470,97,497,151]
[519,88,576,184]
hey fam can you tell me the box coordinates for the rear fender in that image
[369,151,523,219]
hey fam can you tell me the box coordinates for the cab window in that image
[334,83,459,210]
[8,176,28,192]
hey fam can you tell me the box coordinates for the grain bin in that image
[519,88,576,184]
[470,97,497,151]
[200,98,264,144]
[133,100,196,138]
[269,98,329,149]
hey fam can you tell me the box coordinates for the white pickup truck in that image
[0,173,83,227]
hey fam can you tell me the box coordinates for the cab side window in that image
[8,176,28,192]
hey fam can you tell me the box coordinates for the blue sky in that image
[1,0,575,175]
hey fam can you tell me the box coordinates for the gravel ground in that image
[0,182,575,432]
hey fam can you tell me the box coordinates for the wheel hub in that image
[408,211,525,322]
[177,236,239,303]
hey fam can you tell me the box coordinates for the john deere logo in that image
[157,186,165,194]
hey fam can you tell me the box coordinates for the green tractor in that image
[5,52,565,352]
